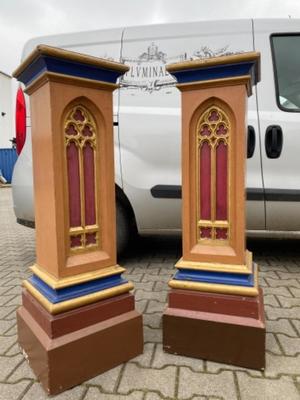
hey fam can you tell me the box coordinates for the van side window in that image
[271,34,300,112]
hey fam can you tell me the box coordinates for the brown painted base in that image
[17,290,143,395]
[163,288,265,370]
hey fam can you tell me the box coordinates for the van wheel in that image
[116,200,131,256]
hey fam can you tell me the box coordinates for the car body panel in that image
[11,19,300,235]
[119,19,265,231]
[254,19,300,230]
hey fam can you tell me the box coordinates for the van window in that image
[272,34,300,111]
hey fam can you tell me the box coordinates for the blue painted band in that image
[17,54,123,86]
[173,267,254,287]
[29,274,128,304]
[170,61,256,85]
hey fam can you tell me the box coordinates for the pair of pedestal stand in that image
[13,45,265,395]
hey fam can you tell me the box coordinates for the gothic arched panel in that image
[64,105,99,252]
[196,104,230,243]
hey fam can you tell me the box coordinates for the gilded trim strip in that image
[23,280,134,315]
[176,75,252,96]
[24,71,119,96]
[13,44,129,79]
[30,264,126,289]
[175,250,252,274]
[166,52,260,73]
[169,263,258,297]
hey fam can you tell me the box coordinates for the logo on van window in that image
[120,43,241,94]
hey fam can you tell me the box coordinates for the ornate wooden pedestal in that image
[13,46,143,394]
[163,53,265,369]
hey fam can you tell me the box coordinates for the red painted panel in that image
[86,232,97,245]
[82,125,93,137]
[208,110,219,122]
[200,124,211,136]
[67,142,81,227]
[73,109,85,122]
[71,235,82,248]
[216,228,228,240]
[200,227,212,239]
[216,141,228,220]
[83,142,96,226]
[66,124,77,136]
[216,124,227,136]
[200,142,211,220]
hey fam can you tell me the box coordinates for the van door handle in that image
[265,125,283,158]
[247,125,256,158]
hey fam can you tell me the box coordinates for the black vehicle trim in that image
[151,185,300,202]
[265,189,300,202]
[17,218,35,228]
[151,185,182,199]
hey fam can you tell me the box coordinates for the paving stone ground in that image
[0,187,300,400]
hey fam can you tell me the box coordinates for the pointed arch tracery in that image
[64,104,99,252]
[196,104,230,243]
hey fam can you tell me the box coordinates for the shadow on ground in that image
[120,232,300,264]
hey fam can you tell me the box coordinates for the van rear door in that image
[119,20,265,233]
[254,19,300,231]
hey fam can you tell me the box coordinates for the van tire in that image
[116,200,131,256]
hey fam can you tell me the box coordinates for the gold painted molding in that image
[175,250,253,274]
[30,264,126,289]
[166,51,260,78]
[169,263,258,297]
[23,280,134,315]
[25,71,119,95]
[176,75,253,96]
[13,44,129,79]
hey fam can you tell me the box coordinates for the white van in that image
[12,19,300,253]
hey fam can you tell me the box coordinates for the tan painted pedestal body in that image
[163,53,265,369]
[13,45,143,394]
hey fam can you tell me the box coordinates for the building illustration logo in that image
[120,43,174,93]
[119,43,241,94]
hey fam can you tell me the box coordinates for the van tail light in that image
[15,87,26,155]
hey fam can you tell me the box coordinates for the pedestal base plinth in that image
[17,290,143,395]
[163,288,265,370]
